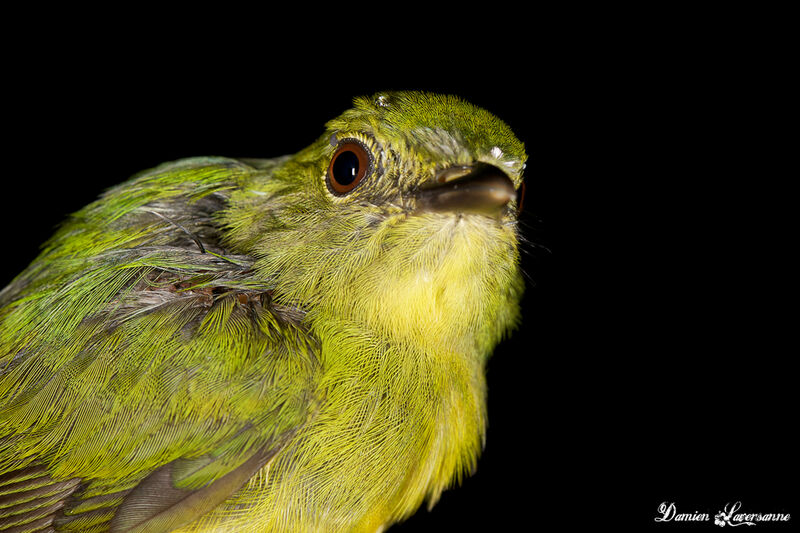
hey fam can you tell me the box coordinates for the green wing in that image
[0,158,320,532]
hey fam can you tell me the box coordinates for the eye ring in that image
[327,139,373,195]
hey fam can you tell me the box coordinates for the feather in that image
[1,158,320,532]
[0,466,80,532]
[109,448,277,533]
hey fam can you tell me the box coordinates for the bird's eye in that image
[327,141,372,195]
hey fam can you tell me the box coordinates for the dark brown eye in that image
[327,141,371,195]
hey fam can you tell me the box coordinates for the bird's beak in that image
[414,163,517,215]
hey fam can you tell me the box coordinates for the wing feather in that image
[0,158,320,532]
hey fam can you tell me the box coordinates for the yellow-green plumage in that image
[0,92,526,532]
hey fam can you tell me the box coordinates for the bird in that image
[0,91,527,532]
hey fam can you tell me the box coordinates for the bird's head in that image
[224,91,527,357]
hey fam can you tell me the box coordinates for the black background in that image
[2,13,794,532]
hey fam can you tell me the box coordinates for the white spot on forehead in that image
[491,146,503,158]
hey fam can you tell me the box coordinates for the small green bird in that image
[0,91,526,532]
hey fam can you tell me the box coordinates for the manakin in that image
[0,91,527,532]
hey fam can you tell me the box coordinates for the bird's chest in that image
[186,344,486,532]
